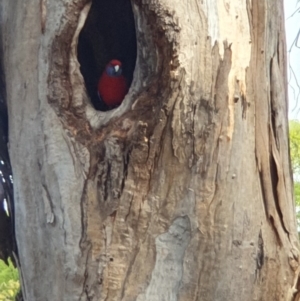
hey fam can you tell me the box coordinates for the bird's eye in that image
[105,65,122,77]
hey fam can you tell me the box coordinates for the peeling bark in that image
[0,0,299,300]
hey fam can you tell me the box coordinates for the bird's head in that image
[105,60,123,77]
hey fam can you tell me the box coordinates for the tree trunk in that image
[1,0,299,300]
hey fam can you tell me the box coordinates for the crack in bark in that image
[124,199,133,225]
[257,161,283,246]
[269,151,288,234]
[79,243,93,300]
[41,184,55,224]
[255,230,264,283]
[79,179,89,248]
[241,93,248,119]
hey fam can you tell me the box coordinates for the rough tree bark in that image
[0,0,299,300]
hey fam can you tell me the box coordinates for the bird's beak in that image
[114,65,120,73]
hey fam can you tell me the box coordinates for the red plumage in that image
[97,60,128,107]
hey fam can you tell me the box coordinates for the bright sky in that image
[285,0,300,120]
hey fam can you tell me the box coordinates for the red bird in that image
[97,59,128,108]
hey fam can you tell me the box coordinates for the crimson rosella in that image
[97,59,128,108]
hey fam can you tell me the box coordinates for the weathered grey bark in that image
[1,0,299,300]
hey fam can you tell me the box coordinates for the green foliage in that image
[0,280,20,301]
[294,181,300,206]
[0,259,18,285]
[0,259,19,300]
[290,120,300,178]
[290,120,300,208]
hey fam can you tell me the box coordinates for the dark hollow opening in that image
[77,0,137,111]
